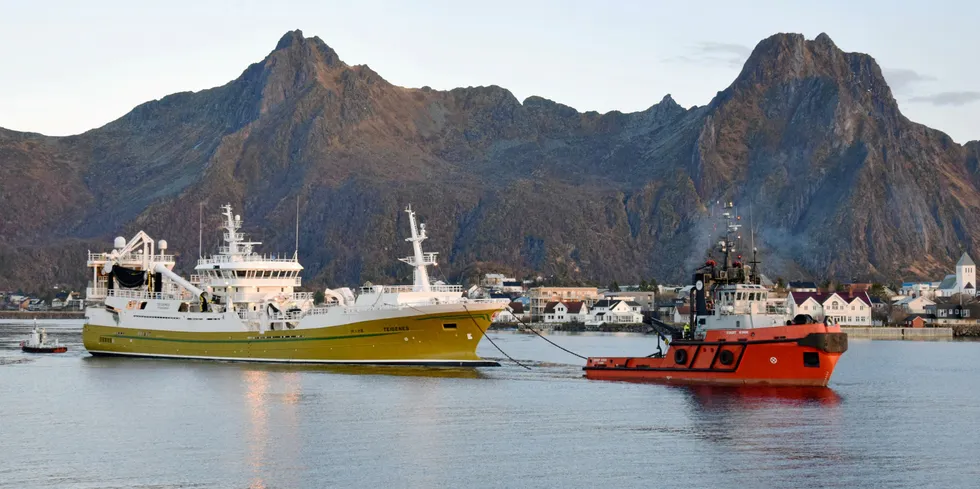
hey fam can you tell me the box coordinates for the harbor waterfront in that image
[3,320,980,488]
[841,326,954,339]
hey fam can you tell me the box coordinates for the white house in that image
[893,295,935,314]
[586,299,643,325]
[787,292,873,326]
[500,281,524,294]
[900,282,940,299]
[493,302,530,323]
[605,291,657,312]
[936,253,977,298]
[672,305,691,324]
[543,301,589,323]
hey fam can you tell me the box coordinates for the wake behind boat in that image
[82,205,506,366]
[584,202,848,386]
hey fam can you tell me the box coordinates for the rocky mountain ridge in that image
[1,30,978,292]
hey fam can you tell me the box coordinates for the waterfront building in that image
[528,287,601,320]
[935,253,977,298]
[586,299,642,326]
[893,295,936,314]
[542,301,589,323]
[604,291,656,312]
[787,291,873,326]
[493,302,529,323]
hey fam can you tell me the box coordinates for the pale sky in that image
[1,0,977,143]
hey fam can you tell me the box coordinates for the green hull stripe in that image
[107,331,398,344]
[415,313,491,322]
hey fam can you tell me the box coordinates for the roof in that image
[870,297,885,304]
[789,291,872,307]
[895,295,934,306]
[508,302,525,314]
[904,314,935,321]
[938,274,958,290]
[957,253,975,267]
[501,281,523,287]
[789,292,833,305]
[592,299,616,309]
[675,305,691,315]
[544,301,585,314]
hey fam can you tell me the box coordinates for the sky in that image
[1,0,978,143]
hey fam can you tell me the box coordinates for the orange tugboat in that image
[585,203,847,386]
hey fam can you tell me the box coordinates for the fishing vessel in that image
[584,203,848,386]
[82,205,505,366]
[21,321,67,354]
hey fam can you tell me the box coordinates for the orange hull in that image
[584,323,847,387]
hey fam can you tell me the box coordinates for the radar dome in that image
[113,236,126,249]
[158,240,168,250]
[235,214,241,221]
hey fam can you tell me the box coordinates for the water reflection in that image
[677,385,843,410]
[244,370,269,489]
[255,364,490,380]
[670,384,847,466]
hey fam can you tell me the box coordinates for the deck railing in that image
[87,252,175,264]
[198,254,300,265]
[307,297,499,316]
[359,284,463,294]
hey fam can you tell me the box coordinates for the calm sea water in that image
[2,321,979,488]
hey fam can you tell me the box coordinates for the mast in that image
[199,202,203,259]
[749,204,761,284]
[398,205,436,292]
[294,196,300,260]
[220,204,260,257]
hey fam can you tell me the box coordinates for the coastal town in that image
[6,252,980,336]
[471,252,980,336]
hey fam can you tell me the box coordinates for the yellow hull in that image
[82,310,499,366]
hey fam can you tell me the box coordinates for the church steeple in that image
[956,253,976,297]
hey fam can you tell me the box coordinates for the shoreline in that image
[0,311,85,320]
[488,323,651,333]
[840,326,953,339]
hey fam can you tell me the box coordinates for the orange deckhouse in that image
[584,203,847,386]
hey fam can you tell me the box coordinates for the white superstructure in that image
[84,204,499,338]
[688,202,791,337]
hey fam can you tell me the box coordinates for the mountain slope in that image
[1,30,978,292]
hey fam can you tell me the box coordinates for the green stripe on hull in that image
[109,331,397,344]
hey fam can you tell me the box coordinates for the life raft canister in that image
[674,348,688,365]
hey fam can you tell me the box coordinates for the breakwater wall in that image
[0,311,85,321]
[951,325,980,337]
[841,327,953,339]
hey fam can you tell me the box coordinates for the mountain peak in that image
[730,32,892,107]
[814,32,837,49]
[271,29,341,67]
[276,29,305,50]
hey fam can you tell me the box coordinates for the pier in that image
[841,327,953,339]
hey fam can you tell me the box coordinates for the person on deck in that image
[683,323,691,339]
